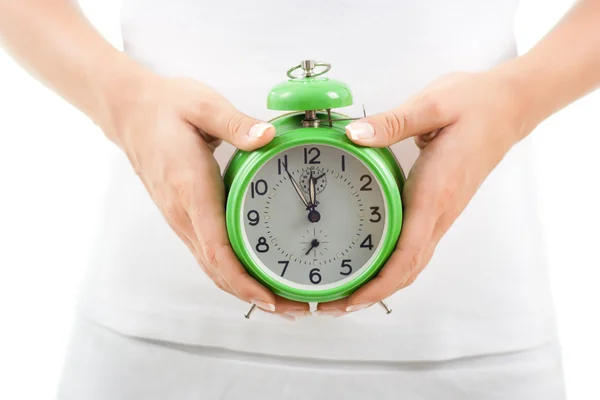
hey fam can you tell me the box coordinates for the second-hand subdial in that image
[300,166,327,195]
[300,228,330,259]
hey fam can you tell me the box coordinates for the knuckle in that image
[201,242,230,272]
[226,113,246,141]
[400,274,418,289]
[195,98,215,118]
[213,276,230,293]
[437,184,456,210]
[420,92,447,121]
[232,280,252,299]
[127,153,143,177]
[171,176,195,206]
[406,252,421,275]
[161,201,182,224]
[202,244,218,270]
[382,111,407,144]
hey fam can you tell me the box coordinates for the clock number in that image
[360,174,373,191]
[309,268,322,284]
[251,179,268,198]
[247,210,260,226]
[304,147,321,164]
[278,261,289,277]
[256,237,269,253]
[360,234,374,250]
[277,155,288,175]
[369,206,382,223]
[341,154,346,172]
[340,259,353,276]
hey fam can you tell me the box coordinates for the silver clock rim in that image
[239,143,390,292]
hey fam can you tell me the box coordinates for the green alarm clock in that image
[224,60,405,317]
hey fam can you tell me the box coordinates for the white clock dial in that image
[241,145,388,288]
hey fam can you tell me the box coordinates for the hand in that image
[317,69,535,315]
[101,72,310,320]
[285,168,310,208]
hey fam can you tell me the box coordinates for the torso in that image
[75,0,558,361]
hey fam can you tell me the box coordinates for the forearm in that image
[499,0,600,135]
[0,0,150,141]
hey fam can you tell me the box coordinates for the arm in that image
[503,0,600,134]
[0,0,140,144]
[319,0,600,313]
[0,0,310,319]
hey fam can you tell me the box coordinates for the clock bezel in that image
[240,144,389,291]
[225,123,404,303]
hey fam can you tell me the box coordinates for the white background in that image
[0,0,598,398]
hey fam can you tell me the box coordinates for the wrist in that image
[489,57,552,142]
[87,52,160,147]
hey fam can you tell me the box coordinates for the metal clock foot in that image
[245,301,392,319]
[378,300,392,314]
[244,303,257,319]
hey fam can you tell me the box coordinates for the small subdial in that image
[300,228,330,260]
[300,166,327,195]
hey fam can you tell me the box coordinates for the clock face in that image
[241,144,388,289]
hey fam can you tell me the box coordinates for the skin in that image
[1,0,599,320]
[0,0,308,320]
[320,0,600,315]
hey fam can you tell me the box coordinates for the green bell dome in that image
[267,60,353,111]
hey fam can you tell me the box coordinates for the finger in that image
[345,192,438,310]
[395,238,437,291]
[415,128,443,149]
[315,298,349,316]
[345,93,454,147]
[186,96,275,151]
[272,295,311,318]
[390,207,460,291]
[162,208,197,255]
[187,182,277,312]
[162,205,238,295]
[161,199,214,270]
[316,298,379,315]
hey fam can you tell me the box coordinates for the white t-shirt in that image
[76,0,558,361]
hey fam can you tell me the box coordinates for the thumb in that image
[190,100,276,151]
[345,95,453,147]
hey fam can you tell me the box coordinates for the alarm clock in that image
[224,60,405,317]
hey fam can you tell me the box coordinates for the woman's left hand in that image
[316,69,537,316]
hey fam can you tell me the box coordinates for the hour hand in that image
[286,169,309,208]
[309,171,316,208]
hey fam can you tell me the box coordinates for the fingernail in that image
[279,314,298,322]
[248,123,272,138]
[284,310,311,318]
[314,310,345,317]
[346,303,372,312]
[346,122,375,140]
[252,300,275,312]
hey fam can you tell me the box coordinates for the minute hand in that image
[309,172,316,208]
[286,170,309,208]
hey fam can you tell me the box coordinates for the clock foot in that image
[378,300,392,315]
[244,303,257,319]
[247,301,390,318]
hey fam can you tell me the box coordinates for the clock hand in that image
[305,239,320,256]
[309,170,316,208]
[286,169,310,208]
[308,171,327,209]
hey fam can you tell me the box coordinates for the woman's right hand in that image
[99,71,311,320]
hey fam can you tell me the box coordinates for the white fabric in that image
[57,316,566,400]
[75,0,559,361]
